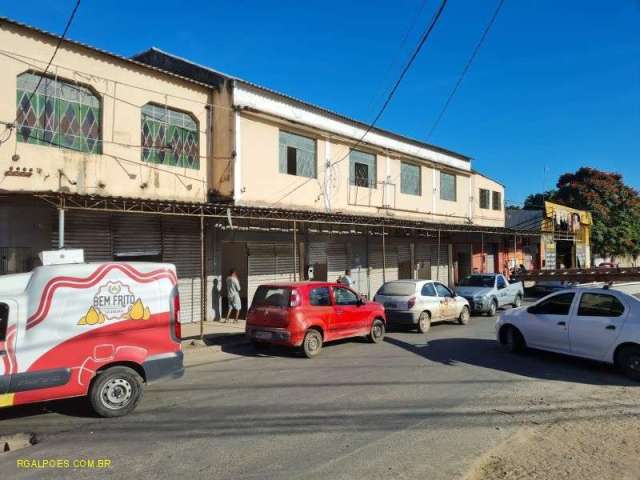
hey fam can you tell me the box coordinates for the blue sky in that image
[4,0,639,204]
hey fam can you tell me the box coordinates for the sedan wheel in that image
[512,295,522,308]
[503,326,525,353]
[417,311,431,334]
[619,346,640,381]
[458,306,470,325]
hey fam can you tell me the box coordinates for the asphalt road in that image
[0,307,635,480]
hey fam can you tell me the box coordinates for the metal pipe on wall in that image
[382,224,386,283]
[200,213,205,340]
[58,208,65,249]
[481,232,484,273]
[293,220,297,282]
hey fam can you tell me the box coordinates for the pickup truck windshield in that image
[459,275,495,287]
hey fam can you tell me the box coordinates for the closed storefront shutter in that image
[397,241,411,279]
[247,243,277,308]
[349,239,367,295]
[384,242,399,284]
[52,211,112,263]
[430,244,450,285]
[275,243,297,283]
[368,243,385,297]
[112,214,162,259]
[415,242,432,280]
[308,241,327,281]
[163,217,201,323]
[327,240,348,283]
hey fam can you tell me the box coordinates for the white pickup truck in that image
[455,273,524,316]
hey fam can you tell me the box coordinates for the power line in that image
[364,0,430,118]
[270,0,449,207]
[426,0,506,139]
[1,0,81,143]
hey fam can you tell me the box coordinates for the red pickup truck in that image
[245,282,386,358]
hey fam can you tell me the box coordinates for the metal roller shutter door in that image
[275,243,298,284]
[430,244,450,285]
[415,243,432,280]
[396,241,411,279]
[327,240,348,283]
[247,243,277,308]
[308,241,327,281]
[52,211,112,262]
[349,239,367,295]
[368,244,384,298]
[112,214,162,258]
[384,242,399,283]
[163,218,201,324]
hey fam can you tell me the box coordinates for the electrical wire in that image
[426,0,506,139]
[364,0,430,118]
[269,0,449,207]
[1,0,81,143]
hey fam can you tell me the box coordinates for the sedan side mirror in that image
[527,306,538,314]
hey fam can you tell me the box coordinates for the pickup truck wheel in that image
[512,295,522,308]
[458,306,470,325]
[502,326,525,353]
[89,366,144,418]
[486,300,498,317]
[302,329,323,358]
[618,346,640,381]
[417,311,431,334]
[369,319,386,344]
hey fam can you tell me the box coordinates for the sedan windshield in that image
[377,282,416,296]
[459,275,495,287]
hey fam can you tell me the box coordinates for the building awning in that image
[7,192,543,237]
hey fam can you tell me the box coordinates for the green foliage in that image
[531,168,640,258]
[523,190,557,210]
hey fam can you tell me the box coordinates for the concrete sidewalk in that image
[180,319,249,352]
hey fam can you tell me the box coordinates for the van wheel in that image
[458,306,470,325]
[618,346,640,381]
[512,295,522,308]
[369,319,385,343]
[417,311,431,334]
[302,329,323,358]
[89,366,144,418]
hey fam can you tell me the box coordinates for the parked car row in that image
[245,273,521,358]
[244,274,640,382]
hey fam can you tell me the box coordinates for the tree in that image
[547,168,640,258]
[523,190,557,210]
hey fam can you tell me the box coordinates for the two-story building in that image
[0,17,538,323]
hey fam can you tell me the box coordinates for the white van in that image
[0,250,182,417]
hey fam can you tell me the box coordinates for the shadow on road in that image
[384,336,638,387]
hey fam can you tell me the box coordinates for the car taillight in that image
[289,289,301,308]
[173,294,181,341]
[407,296,416,309]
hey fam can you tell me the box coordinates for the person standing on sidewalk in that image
[225,269,242,323]
[338,269,355,288]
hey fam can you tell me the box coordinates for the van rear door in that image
[0,300,17,396]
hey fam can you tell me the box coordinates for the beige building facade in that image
[0,18,523,322]
[0,19,212,203]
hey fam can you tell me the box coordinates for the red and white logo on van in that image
[94,281,136,321]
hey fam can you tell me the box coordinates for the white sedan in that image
[374,280,470,333]
[496,287,640,380]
